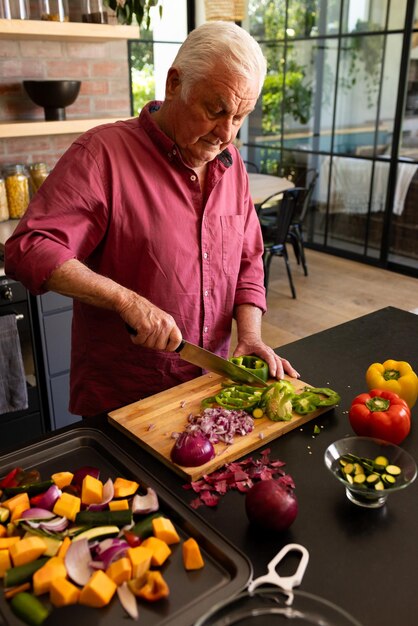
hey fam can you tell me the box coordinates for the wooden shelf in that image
[0,18,138,41]
[0,118,132,138]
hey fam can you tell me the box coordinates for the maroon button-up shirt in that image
[5,102,266,416]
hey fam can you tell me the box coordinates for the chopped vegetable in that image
[292,391,320,415]
[49,577,80,608]
[117,582,139,620]
[184,448,293,509]
[366,359,418,409]
[229,355,269,382]
[348,389,411,444]
[337,452,404,492]
[74,509,132,527]
[151,517,180,545]
[131,487,159,514]
[302,386,341,407]
[183,407,254,444]
[141,536,171,566]
[79,569,117,608]
[3,557,49,588]
[171,431,215,467]
[113,477,139,498]
[182,538,204,570]
[134,570,169,602]
[10,592,49,626]
[262,381,294,421]
[33,556,67,596]
[126,545,152,579]
[64,538,93,586]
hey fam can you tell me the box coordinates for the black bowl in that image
[23,80,81,121]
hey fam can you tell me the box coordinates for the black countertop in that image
[2,306,418,626]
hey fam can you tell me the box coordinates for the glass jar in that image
[4,165,31,219]
[29,162,49,192]
[0,174,9,222]
[39,0,69,22]
[1,0,30,19]
[82,0,108,23]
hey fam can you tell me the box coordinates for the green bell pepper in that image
[229,355,269,382]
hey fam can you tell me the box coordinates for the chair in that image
[257,187,307,298]
[243,160,259,173]
[287,169,318,276]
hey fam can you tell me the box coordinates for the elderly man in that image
[5,21,298,418]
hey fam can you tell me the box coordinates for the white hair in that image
[171,21,267,101]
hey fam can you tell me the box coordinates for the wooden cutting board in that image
[108,373,334,481]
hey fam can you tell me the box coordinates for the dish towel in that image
[0,314,28,414]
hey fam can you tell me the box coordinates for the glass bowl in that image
[324,436,417,508]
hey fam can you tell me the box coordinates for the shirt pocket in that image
[221,215,244,276]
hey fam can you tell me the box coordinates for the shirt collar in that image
[139,101,233,170]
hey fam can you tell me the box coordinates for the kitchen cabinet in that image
[0,18,135,140]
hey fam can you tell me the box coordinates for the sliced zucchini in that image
[71,525,120,543]
[386,464,401,476]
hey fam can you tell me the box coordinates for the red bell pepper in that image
[0,467,24,489]
[349,389,411,445]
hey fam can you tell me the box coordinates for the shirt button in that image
[172,149,177,155]
[203,252,208,260]
[204,290,209,296]
[204,326,208,333]
[190,174,197,181]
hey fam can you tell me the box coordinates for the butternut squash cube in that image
[108,499,129,511]
[0,549,11,577]
[127,545,152,579]
[51,472,74,490]
[152,517,180,545]
[0,536,20,550]
[9,535,47,567]
[11,501,31,523]
[79,570,117,608]
[53,492,81,522]
[33,556,67,595]
[2,492,30,514]
[81,475,103,505]
[182,538,205,570]
[141,537,171,567]
[57,536,72,559]
[113,477,139,498]
[50,577,80,608]
[106,556,132,585]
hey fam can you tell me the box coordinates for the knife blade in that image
[175,340,269,387]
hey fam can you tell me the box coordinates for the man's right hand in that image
[120,295,182,352]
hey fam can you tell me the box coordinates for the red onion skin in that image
[171,432,215,467]
[245,479,298,532]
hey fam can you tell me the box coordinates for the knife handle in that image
[126,323,185,353]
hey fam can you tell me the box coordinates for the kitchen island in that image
[0,306,416,626]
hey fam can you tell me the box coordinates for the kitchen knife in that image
[125,324,268,386]
[175,340,269,387]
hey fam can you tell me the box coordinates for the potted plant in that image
[104,0,162,29]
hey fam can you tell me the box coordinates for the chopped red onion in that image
[20,508,56,521]
[184,408,254,445]
[117,582,138,620]
[131,488,159,514]
[64,538,93,586]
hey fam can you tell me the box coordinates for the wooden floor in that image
[232,249,417,351]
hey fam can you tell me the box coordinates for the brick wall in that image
[0,2,132,170]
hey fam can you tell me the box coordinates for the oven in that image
[0,267,49,450]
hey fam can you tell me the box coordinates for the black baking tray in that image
[0,428,252,626]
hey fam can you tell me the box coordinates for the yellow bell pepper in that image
[366,360,418,409]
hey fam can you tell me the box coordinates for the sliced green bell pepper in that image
[229,355,269,382]
[292,391,321,415]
